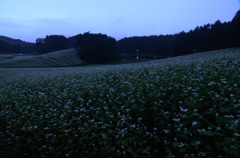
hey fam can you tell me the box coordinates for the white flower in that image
[179,142,185,148]
[233,133,240,137]
[198,152,206,157]
[163,129,170,134]
[180,107,188,112]
[192,121,198,126]
[173,118,180,122]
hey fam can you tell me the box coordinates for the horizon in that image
[0,0,239,43]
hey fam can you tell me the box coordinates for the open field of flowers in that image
[0,48,240,157]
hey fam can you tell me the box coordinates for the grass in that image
[0,49,83,68]
[0,47,240,157]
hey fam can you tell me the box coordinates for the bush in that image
[76,32,120,64]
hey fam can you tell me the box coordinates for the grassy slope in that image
[0,49,82,68]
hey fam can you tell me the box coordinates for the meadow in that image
[0,49,82,68]
[0,48,240,157]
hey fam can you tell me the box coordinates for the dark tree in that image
[36,35,70,54]
[75,32,120,64]
[230,10,240,46]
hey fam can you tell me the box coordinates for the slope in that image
[0,49,82,68]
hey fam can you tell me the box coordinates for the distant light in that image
[136,56,139,60]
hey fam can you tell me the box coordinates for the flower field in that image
[0,48,240,157]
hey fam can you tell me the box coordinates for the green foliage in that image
[76,32,120,64]
[0,48,240,157]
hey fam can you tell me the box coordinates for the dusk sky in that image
[0,0,239,42]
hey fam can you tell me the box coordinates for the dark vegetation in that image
[0,36,34,54]
[0,10,240,62]
[118,10,240,57]
[75,32,120,64]
[35,35,70,54]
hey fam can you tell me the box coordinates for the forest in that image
[118,10,240,57]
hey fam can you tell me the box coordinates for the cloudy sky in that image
[0,0,239,42]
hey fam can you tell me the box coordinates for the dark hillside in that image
[0,36,35,54]
[0,36,34,47]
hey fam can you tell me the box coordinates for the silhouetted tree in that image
[36,35,70,54]
[230,10,240,46]
[75,32,120,64]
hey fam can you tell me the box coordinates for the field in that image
[0,49,82,68]
[0,48,240,157]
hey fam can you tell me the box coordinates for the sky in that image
[0,0,239,42]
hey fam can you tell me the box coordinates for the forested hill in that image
[0,36,35,54]
[118,10,240,57]
[0,36,34,47]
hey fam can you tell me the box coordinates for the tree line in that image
[34,9,240,61]
[35,35,70,54]
[1,10,239,63]
[118,10,240,57]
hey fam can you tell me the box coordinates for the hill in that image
[0,36,34,47]
[0,49,82,68]
[0,36,35,54]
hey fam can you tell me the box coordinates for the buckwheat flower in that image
[173,118,180,122]
[21,126,26,131]
[179,142,185,148]
[43,127,49,130]
[234,119,239,126]
[198,152,206,157]
[42,145,47,148]
[74,110,78,113]
[233,133,240,137]
[192,121,198,126]
[216,127,221,131]
[208,81,216,86]
[64,129,71,133]
[180,107,188,112]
